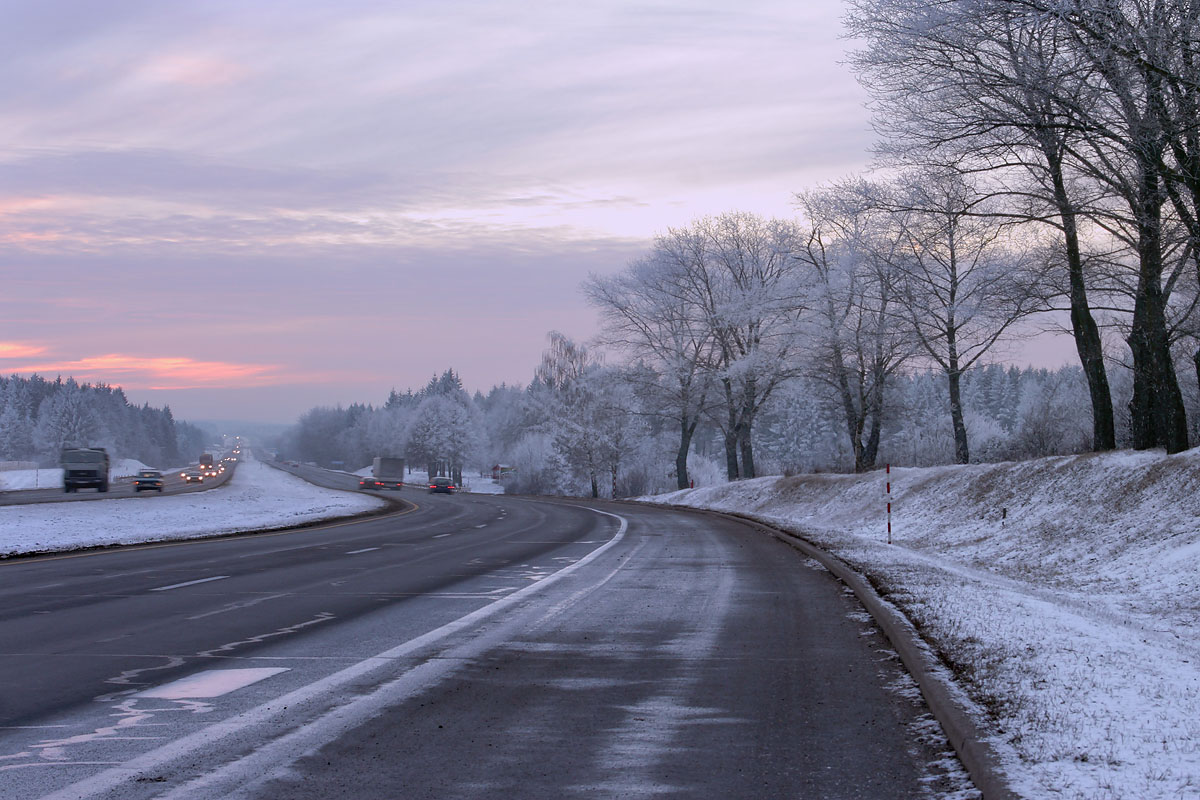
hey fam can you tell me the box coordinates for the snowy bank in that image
[0,459,386,557]
[649,449,1200,799]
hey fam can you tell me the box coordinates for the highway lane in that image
[0,462,236,507]
[0,491,967,799]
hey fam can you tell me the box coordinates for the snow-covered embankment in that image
[650,450,1200,799]
[0,459,386,557]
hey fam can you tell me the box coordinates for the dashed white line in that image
[149,576,230,592]
[345,547,380,555]
[433,533,451,539]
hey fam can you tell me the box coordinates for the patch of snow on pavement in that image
[648,448,1200,799]
[0,458,386,557]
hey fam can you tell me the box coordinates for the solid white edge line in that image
[36,506,628,800]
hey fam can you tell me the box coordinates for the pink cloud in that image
[0,342,47,358]
[137,54,248,88]
[4,353,285,390]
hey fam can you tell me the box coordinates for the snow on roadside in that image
[648,449,1200,799]
[0,459,386,557]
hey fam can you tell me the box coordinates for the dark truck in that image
[61,447,110,493]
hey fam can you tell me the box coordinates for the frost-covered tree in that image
[405,393,483,484]
[796,179,915,472]
[878,171,1043,463]
[585,247,716,489]
[33,379,102,455]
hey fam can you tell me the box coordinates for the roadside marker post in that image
[886,464,892,545]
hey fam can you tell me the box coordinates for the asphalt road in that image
[0,486,963,799]
[0,462,235,506]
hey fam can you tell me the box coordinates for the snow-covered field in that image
[0,458,386,557]
[649,449,1200,799]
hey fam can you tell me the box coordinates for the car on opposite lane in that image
[182,470,204,484]
[133,469,165,492]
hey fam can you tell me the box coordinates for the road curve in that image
[0,491,967,799]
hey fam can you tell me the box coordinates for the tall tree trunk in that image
[739,379,757,479]
[1047,151,1116,450]
[862,363,886,471]
[1128,173,1189,452]
[738,423,755,479]
[832,342,866,472]
[676,417,698,490]
[947,367,969,464]
[721,378,739,480]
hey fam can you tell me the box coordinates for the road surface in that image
[0,487,965,799]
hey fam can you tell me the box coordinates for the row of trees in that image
[847,0,1200,455]
[585,199,1042,484]
[285,2,1200,495]
[281,354,1157,498]
[0,374,207,467]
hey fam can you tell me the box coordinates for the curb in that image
[631,500,1018,800]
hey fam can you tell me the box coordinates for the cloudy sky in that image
[0,0,878,423]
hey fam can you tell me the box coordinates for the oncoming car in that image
[181,470,204,484]
[133,469,164,492]
[428,477,456,494]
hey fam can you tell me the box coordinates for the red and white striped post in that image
[886,464,892,545]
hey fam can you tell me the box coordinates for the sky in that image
[0,1,885,423]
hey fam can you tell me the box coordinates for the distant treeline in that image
[278,360,1144,498]
[0,374,208,467]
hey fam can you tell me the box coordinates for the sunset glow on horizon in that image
[0,1,878,422]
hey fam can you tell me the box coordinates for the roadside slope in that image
[650,448,1200,800]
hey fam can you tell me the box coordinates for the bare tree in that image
[880,171,1043,463]
[584,251,715,490]
[846,0,1119,450]
[663,213,810,479]
[796,179,916,472]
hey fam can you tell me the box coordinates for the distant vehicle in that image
[428,477,456,494]
[182,470,204,484]
[360,475,402,490]
[61,448,110,493]
[491,464,516,481]
[371,456,405,489]
[133,469,164,493]
[199,453,214,469]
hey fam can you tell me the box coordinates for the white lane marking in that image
[149,576,230,592]
[137,669,291,700]
[41,508,628,800]
[344,547,379,555]
[432,533,451,539]
[474,524,487,528]
[186,593,290,621]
